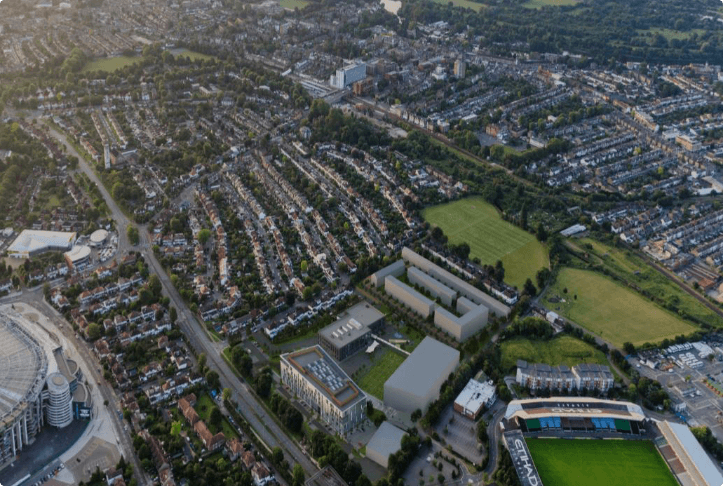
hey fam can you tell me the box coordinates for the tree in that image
[148,274,162,298]
[536,223,548,242]
[170,306,177,323]
[523,278,537,297]
[206,370,220,389]
[300,260,308,272]
[209,406,222,430]
[292,463,305,486]
[198,353,207,373]
[87,323,101,340]
[198,229,211,245]
[127,226,140,245]
[222,388,232,401]
[272,447,284,465]
[623,342,636,355]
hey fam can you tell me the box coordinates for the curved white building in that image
[45,373,73,428]
[0,318,48,468]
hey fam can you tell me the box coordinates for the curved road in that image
[45,123,318,475]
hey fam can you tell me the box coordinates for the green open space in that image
[279,0,309,9]
[422,196,549,289]
[568,238,723,329]
[168,48,217,62]
[635,28,706,41]
[526,438,678,486]
[543,267,695,347]
[523,0,580,8]
[500,335,608,371]
[356,349,406,399]
[195,393,239,439]
[430,0,485,12]
[81,55,142,73]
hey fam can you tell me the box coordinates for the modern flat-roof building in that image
[7,230,76,258]
[402,247,511,317]
[434,304,489,342]
[366,421,406,468]
[280,346,366,435]
[384,337,459,413]
[64,245,91,270]
[384,276,435,317]
[516,360,614,392]
[407,267,457,306]
[318,302,385,361]
[453,379,496,420]
[658,420,723,486]
[370,260,405,287]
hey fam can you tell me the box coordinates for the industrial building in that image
[453,379,496,420]
[365,421,406,468]
[384,337,459,413]
[280,346,366,435]
[7,230,76,259]
[515,360,615,392]
[384,276,435,317]
[329,63,366,89]
[318,302,385,361]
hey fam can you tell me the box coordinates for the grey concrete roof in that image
[384,337,459,396]
[366,421,406,460]
[318,302,384,348]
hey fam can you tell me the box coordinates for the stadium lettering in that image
[550,408,602,414]
[513,440,539,486]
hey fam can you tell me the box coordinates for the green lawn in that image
[571,238,723,329]
[635,28,706,40]
[430,0,485,12]
[543,267,695,347]
[279,0,309,9]
[356,349,406,399]
[169,48,216,62]
[82,56,141,73]
[195,393,239,439]
[523,0,579,8]
[526,439,678,486]
[500,335,608,371]
[422,197,549,289]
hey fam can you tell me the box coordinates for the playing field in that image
[526,438,678,486]
[500,335,608,371]
[357,350,406,399]
[543,267,695,347]
[82,55,141,73]
[422,197,548,289]
[279,0,309,9]
[523,0,579,8]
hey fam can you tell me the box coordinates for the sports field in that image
[543,267,695,347]
[526,438,677,486]
[82,55,141,73]
[523,0,580,8]
[500,335,608,371]
[356,349,406,399]
[422,197,548,289]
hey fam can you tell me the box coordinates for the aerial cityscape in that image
[3,0,723,485]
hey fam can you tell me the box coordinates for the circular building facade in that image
[0,318,48,467]
[45,373,73,428]
[90,229,109,247]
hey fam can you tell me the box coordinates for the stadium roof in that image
[318,302,384,348]
[281,346,365,410]
[385,337,459,398]
[7,230,76,256]
[0,314,48,429]
[660,421,723,486]
[505,397,645,422]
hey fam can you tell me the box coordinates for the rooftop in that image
[366,421,406,460]
[282,346,365,410]
[454,379,496,413]
[318,302,384,348]
[7,230,76,255]
[505,397,646,422]
[661,421,723,486]
[384,337,459,397]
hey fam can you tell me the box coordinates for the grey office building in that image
[318,302,385,361]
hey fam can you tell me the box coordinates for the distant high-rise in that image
[454,60,466,78]
[329,63,367,89]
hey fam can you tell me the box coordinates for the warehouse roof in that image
[7,230,76,255]
[385,337,459,399]
[319,302,384,348]
[366,421,406,463]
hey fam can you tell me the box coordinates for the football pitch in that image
[422,197,548,289]
[526,438,678,486]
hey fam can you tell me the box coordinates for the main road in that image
[45,123,318,475]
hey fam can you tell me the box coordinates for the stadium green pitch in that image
[526,438,678,486]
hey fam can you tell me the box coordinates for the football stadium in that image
[502,397,722,486]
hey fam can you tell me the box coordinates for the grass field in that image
[526,439,678,486]
[543,267,695,347]
[500,335,608,371]
[82,56,141,73]
[568,238,723,329]
[635,28,706,40]
[422,197,548,289]
[356,349,406,399]
[430,0,485,12]
[169,48,216,62]
[523,0,579,8]
[279,0,309,9]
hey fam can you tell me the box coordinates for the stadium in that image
[0,306,90,471]
[502,397,723,486]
